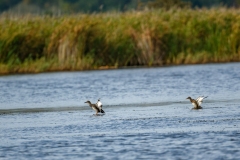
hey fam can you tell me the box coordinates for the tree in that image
[140,0,191,10]
[220,0,240,7]
[0,0,20,12]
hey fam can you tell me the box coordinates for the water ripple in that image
[1,63,240,159]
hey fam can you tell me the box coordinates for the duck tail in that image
[101,109,105,113]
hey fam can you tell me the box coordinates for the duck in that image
[85,100,105,115]
[186,96,208,109]
[85,100,101,115]
[96,98,105,113]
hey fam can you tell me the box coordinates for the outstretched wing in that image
[96,101,103,110]
[196,96,208,105]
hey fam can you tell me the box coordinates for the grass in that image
[0,8,240,75]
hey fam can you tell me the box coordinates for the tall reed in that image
[0,8,240,74]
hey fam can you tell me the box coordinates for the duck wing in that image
[196,96,208,105]
[96,101,103,110]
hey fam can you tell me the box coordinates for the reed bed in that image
[0,8,240,74]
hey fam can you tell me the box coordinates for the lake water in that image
[0,63,240,159]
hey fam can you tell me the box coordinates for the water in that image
[0,63,240,159]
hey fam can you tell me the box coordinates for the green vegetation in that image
[0,8,240,74]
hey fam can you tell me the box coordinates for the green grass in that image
[0,8,240,74]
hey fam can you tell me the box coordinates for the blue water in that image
[0,63,240,159]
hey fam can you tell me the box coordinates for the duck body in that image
[186,96,208,109]
[85,100,101,115]
[96,98,105,113]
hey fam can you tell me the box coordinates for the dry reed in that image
[0,8,240,74]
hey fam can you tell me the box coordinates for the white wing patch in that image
[96,101,102,110]
[196,96,207,106]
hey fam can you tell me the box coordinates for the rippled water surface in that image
[0,63,240,159]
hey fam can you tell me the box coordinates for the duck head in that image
[85,100,91,104]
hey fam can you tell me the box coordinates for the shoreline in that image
[0,61,239,76]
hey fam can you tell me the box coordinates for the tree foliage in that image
[145,0,191,10]
[1,0,240,14]
[0,0,20,12]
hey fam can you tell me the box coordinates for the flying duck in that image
[96,98,105,113]
[186,96,208,109]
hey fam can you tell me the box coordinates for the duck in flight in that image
[186,96,208,109]
[85,100,105,115]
